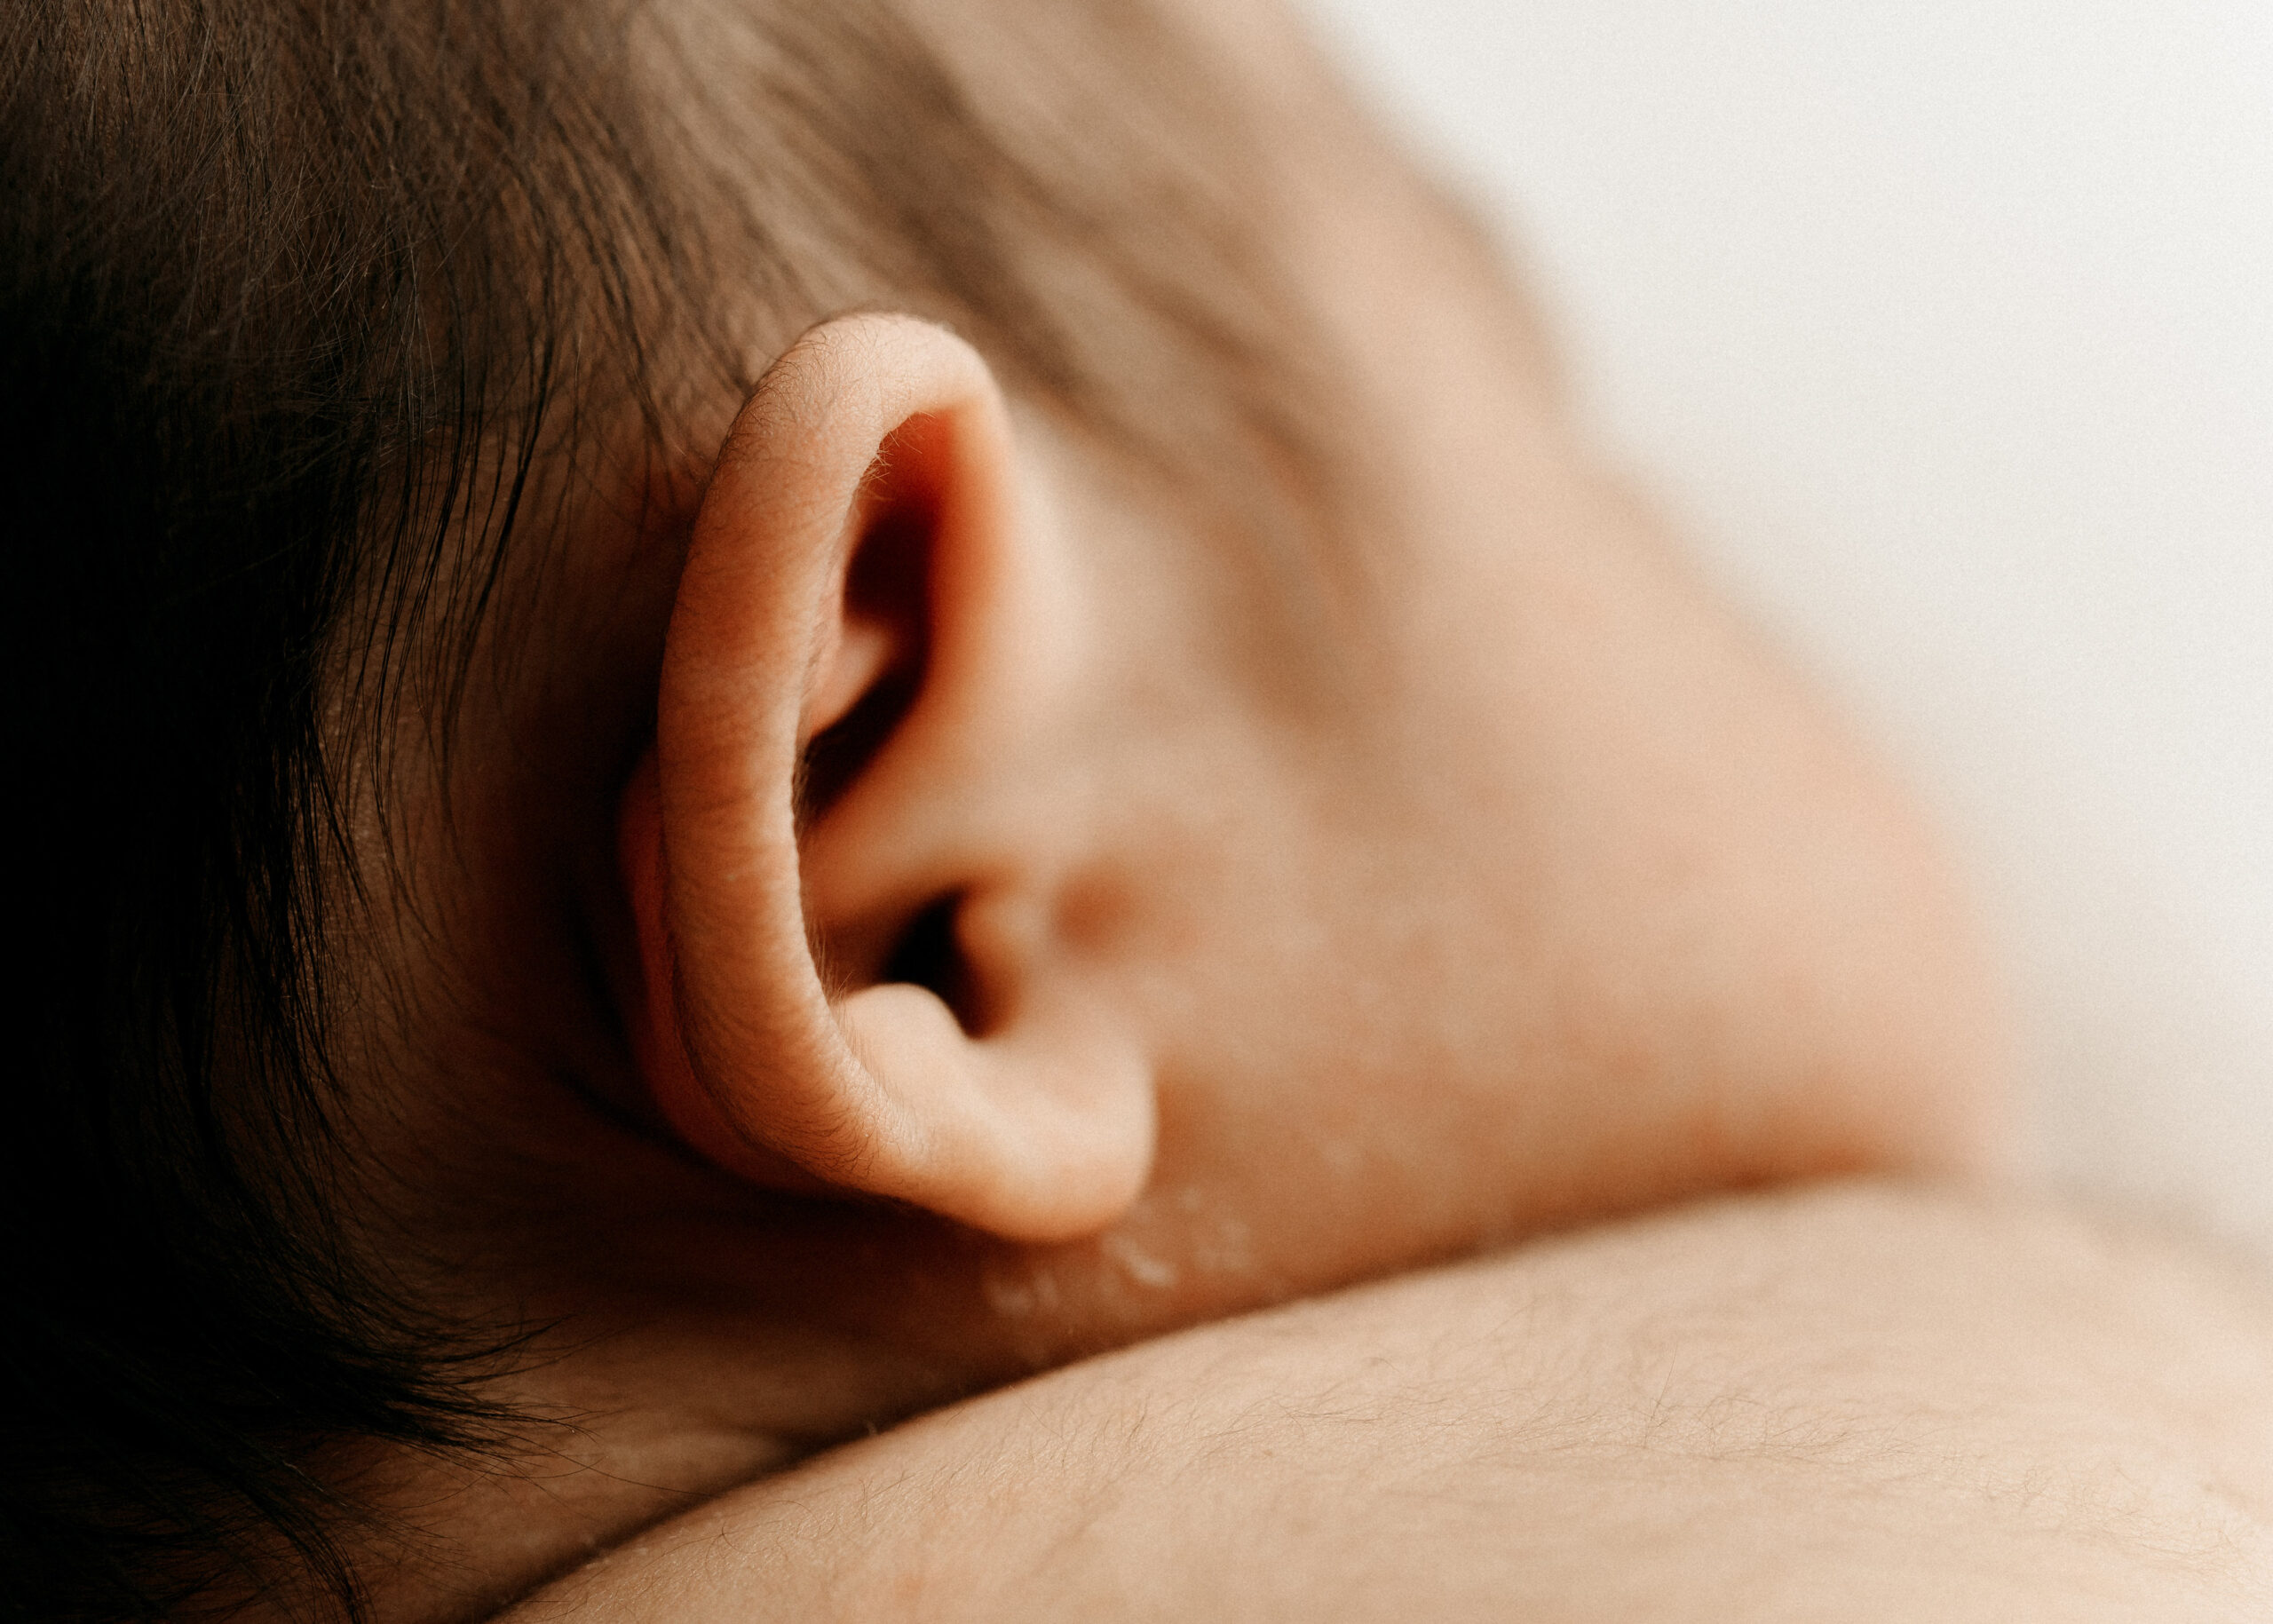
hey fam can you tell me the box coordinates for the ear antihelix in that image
[621,313,1156,1242]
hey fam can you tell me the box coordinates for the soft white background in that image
[1303,1,2273,1245]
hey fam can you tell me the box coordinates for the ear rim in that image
[626,313,1156,1244]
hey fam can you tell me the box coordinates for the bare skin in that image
[498,1183,2273,1622]
[282,4,2037,1618]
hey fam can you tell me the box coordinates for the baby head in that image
[6,0,2008,1616]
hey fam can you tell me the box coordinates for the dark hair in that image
[1,1,1347,1617]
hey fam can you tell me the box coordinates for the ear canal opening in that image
[880,897,982,1037]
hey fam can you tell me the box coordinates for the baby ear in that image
[618,314,1154,1243]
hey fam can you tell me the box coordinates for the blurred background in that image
[1304,0,2273,1246]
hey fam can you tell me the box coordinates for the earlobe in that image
[618,314,1155,1244]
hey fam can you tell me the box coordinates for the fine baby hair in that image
[3,3,2004,1619]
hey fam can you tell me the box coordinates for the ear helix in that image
[618,314,1156,1243]
[614,753,832,1193]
